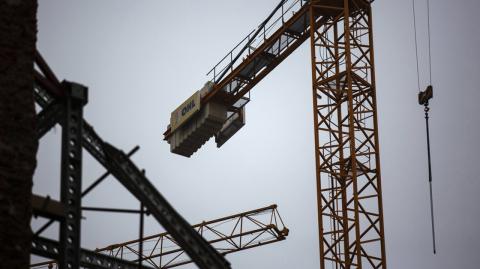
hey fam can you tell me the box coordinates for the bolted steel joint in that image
[62,80,89,105]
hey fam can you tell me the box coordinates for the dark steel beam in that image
[59,81,88,269]
[34,219,55,237]
[102,143,230,269]
[36,101,64,139]
[82,145,140,198]
[34,51,60,84]
[81,207,145,214]
[32,194,65,221]
[31,237,154,269]
[138,202,145,269]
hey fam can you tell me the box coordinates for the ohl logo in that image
[181,99,196,116]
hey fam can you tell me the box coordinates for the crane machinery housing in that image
[164,0,386,268]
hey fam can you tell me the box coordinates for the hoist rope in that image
[427,0,433,84]
[425,106,436,254]
[425,0,436,255]
[412,0,421,92]
[426,0,436,254]
[412,0,437,255]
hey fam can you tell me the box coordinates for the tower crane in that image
[164,0,386,268]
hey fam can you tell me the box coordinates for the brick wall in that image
[0,0,38,268]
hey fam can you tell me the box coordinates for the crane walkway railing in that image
[207,0,307,84]
[204,0,312,111]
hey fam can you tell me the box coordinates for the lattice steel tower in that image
[309,1,386,268]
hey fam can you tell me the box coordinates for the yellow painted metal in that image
[170,90,201,132]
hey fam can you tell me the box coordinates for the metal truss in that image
[59,81,87,269]
[32,51,230,269]
[31,237,153,269]
[96,204,288,269]
[33,205,288,269]
[308,0,386,268]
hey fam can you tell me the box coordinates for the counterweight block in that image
[169,101,227,157]
[168,82,228,157]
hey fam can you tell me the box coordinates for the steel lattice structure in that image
[97,205,288,269]
[31,205,288,269]
[309,1,386,268]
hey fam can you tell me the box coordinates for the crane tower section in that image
[309,1,386,268]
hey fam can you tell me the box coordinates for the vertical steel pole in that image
[308,5,325,269]
[367,6,388,265]
[342,0,363,267]
[59,81,88,269]
[138,203,144,269]
[138,170,145,269]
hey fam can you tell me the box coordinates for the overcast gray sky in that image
[33,1,480,268]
